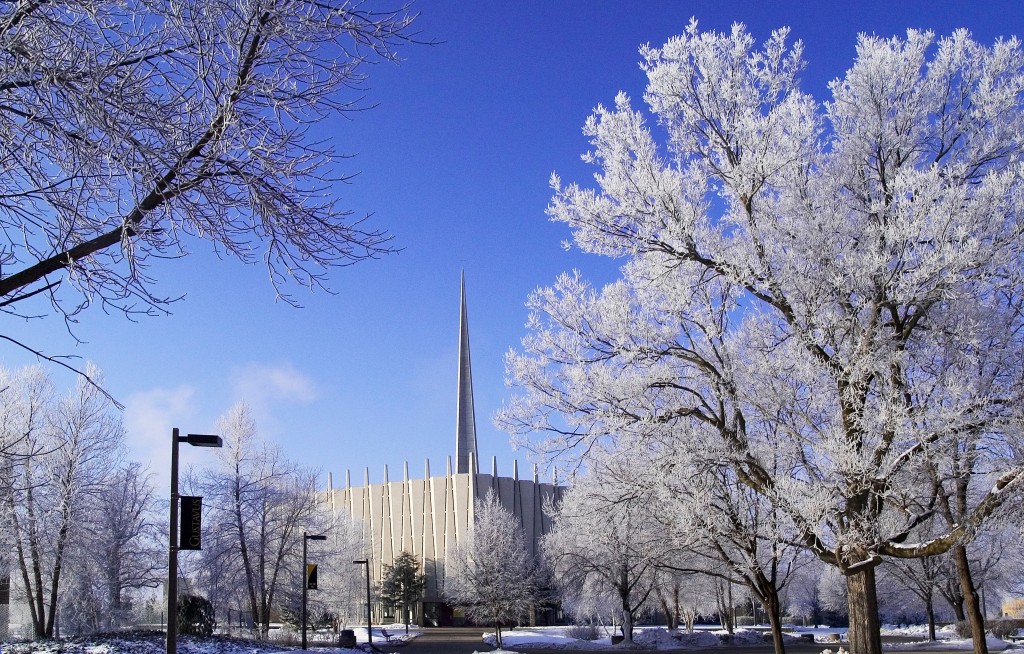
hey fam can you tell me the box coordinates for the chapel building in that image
[326,274,562,626]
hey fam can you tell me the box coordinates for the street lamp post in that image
[353,559,372,645]
[302,532,327,650]
[167,428,222,654]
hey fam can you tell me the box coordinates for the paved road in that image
[380,627,487,654]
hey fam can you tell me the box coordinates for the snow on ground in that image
[0,625,421,654]
[2,624,1022,653]
[477,624,1024,651]
[885,636,1020,651]
[0,632,355,654]
[345,624,421,645]
[481,626,818,650]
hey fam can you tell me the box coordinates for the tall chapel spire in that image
[455,271,479,474]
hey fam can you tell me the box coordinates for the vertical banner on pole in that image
[179,496,203,550]
[306,564,318,590]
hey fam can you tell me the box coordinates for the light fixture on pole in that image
[353,559,372,645]
[302,532,327,650]
[167,428,222,654]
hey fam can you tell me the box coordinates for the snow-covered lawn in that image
[481,625,823,650]
[0,633,357,654]
[0,625,421,654]
[478,624,1024,651]
[877,624,1023,651]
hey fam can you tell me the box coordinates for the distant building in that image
[327,274,561,626]
[1003,597,1024,619]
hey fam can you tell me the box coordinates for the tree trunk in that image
[941,564,966,620]
[727,580,735,634]
[764,592,787,654]
[46,511,73,638]
[621,604,635,644]
[660,597,679,631]
[949,595,967,622]
[846,566,883,654]
[926,595,936,641]
[953,545,988,654]
[495,623,503,649]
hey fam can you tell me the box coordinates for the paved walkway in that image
[380,627,487,654]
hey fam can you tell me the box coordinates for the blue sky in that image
[4,0,1024,492]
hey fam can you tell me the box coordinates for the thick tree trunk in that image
[846,566,883,654]
[764,593,787,654]
[953,545,988,654]
[727,581,735,633]
[660,596,679,631]
[621,603,635,644]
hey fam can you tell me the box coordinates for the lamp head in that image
[185,434,223,447]
[306,534,327,541]
[353,559,367,564]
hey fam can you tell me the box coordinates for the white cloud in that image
[229,361,319,407]
[226,361,319,441]
[123,385,200,494]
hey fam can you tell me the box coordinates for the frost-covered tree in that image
[274,507,371,636]
[817,567,849,619]
[543,458,672,645]
[924,443,1017,653]
[0,1,419,347]
[654,568,685,631]
[655,569,718,634]
[684,576,723,633]
[91,463,163,628]
[500,22,1024,654]
[445,489,537,649]
[786,560,829,628]
[197,402,320,639]
[651,437,806,654]
[882,524,952,641]
[712,577,738,633]
[1002,527,1024,607]
[1,365,124,638]
[309,510,370,630]
[58,461,162,634]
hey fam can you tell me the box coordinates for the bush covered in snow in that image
[564,624,601,641]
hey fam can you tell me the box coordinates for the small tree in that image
[543,462,666,646]
[2,364,124,638]
[445,490,537,649]
[378,551,425,633]
[178,594,216,637]
[197,402,320,639]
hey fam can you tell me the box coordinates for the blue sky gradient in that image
[4,0,1024,491]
